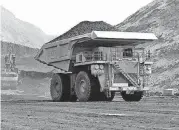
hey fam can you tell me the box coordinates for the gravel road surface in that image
[1,95,179,130]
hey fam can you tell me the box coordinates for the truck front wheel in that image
[121,91,143,102]
[50,74,70,101]
[75,71,94,102]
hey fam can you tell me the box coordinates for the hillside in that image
[1,41,54,72]
[48,21,117,43]
[1,41,38,57]
[1,6,53,48]
[116,0,179,91]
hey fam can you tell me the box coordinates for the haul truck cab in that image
[35,31,157,102]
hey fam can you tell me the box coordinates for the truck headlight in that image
[91,64,104,76]
[95,64,99,70]
[99,65,104,69]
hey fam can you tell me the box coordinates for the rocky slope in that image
[49,21,117,43]
[116,0,179,91]
[1,41,54,72]
[1,6,53,48]
[1,41,38,57]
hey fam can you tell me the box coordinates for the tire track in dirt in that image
[2,96,179,130]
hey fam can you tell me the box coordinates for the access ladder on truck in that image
[114,63,140,88]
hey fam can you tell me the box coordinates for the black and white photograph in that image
[1,0,179,129]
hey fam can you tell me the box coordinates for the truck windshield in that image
[123,48,133,58]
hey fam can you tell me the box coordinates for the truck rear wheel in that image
[75,71,96,102]
[50,74,70,102]
[121,91,143,102]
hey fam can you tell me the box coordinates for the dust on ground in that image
[1,76,51,101]
[2,97,179,130]
[1,77,179,130]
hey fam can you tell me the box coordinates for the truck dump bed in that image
[35,31,157,72]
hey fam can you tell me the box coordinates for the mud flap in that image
[97,74,106,92]
[126,90,134,94]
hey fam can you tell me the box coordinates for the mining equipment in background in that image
[1,51,19,90]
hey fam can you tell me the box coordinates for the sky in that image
[1,0,153,36]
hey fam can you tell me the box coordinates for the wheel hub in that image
[55,82,60,92]
[52,82,61,98]
[80,80,86,93]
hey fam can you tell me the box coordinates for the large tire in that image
[121,91,143,102]
[75,71,98,102]
[99,92,115,101]
[50,74,70,102]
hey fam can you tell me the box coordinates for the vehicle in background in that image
[1,53,19,90]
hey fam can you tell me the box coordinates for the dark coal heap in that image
[48,21,117,43]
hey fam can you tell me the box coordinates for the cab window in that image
[123,48,133,58]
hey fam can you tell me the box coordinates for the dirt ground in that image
[1,93,179,130]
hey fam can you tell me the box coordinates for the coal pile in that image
[48,21,117,43]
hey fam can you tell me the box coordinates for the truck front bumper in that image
[110,83,149,92]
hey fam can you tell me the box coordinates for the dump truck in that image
[35,31,157,102]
